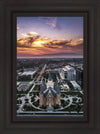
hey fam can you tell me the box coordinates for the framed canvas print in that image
[0,0,100,134]
[16,16,86,118]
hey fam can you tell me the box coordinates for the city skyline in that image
[17,17,83,58]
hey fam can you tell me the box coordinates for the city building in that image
[18,70,36,81]
[39,73,61,110]
[60,65,76,80]
[70,81,81,90]
[17,82,32,92]
[62,83,70,91]
[76,69,83,87]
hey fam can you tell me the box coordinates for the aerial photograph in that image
[16,17,84,116]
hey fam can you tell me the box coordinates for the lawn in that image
[32,85,40,92]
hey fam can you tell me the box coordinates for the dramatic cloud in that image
[22,32,38,37]
[17,32,41,48]
[17,31,83,56]
[43,40,72,49]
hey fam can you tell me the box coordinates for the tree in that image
[17,99,22,104]
[54,104,59,109]
[73,98,77,103]
[40,105,46,109]
[17,105,19,110]
[25,98,28,103]
[77,105,81,113]
[67,106,71,113]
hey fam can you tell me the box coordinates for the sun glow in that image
[33,40,46,47]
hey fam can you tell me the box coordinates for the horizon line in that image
[17,57,83,59]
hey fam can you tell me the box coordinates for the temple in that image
[39,73,61,111]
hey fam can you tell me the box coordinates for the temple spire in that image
[48,72,52,81]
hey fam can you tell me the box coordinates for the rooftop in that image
[63,65,74,72]
[63,83,69,89]
[40,80,60,97]
[70,81,81,90]
[21,71,36,76]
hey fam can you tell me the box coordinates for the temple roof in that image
[40,76,60,97]
[54,81,61,95]
[44,87,56,97]
[40,80,47,94]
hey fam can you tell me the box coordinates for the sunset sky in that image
[17,17,83,58]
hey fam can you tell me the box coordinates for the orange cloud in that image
[17,32,83,56]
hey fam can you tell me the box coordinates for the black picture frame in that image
[13,12,88,122]
[0,0,100,134]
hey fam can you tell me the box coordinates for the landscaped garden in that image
[32,85,40,92]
